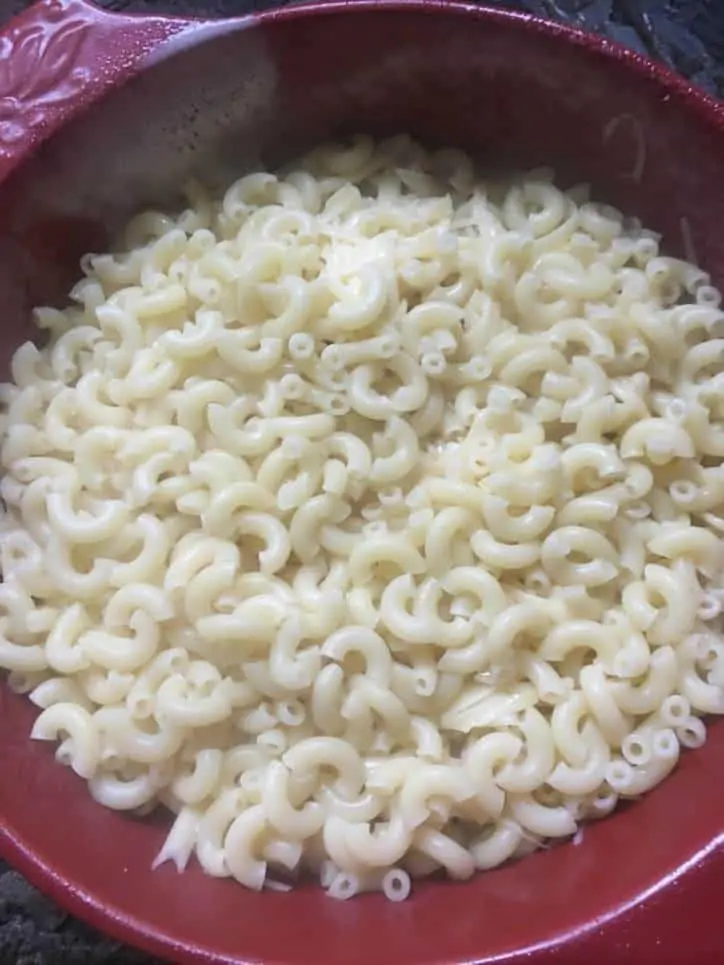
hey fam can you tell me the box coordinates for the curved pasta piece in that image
[321,626,393,686]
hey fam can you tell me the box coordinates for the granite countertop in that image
[0,0,723,962]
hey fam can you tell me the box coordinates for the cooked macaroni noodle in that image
[2,136,724,899]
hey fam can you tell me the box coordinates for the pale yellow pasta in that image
[1,136,723,901]
[30,702,101,778]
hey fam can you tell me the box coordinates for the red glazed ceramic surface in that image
[0,0,193,178]
[0,3,723,964]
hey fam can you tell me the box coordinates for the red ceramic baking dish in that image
[1,1,724,963]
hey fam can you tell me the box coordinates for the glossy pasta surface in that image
[2,136,723,900]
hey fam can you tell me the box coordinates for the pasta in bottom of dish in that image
[2,135,724,900]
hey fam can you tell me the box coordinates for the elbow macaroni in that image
[1,136,723,901]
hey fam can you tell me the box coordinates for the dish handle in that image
[0,0,196,183]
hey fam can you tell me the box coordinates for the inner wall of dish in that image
[1,7,724,370]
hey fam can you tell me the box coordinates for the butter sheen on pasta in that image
[2,135,724,900]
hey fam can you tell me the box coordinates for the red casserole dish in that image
[0,1,723,963]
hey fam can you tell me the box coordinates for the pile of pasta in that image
[2,135,724,900]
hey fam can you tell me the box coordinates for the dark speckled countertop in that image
[0,0,722,962]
